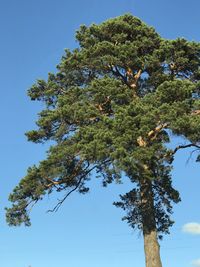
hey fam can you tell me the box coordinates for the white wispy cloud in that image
[182,222,200,234]
[191,259,200,267]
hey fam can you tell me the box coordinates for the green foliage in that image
[6,14,200,238]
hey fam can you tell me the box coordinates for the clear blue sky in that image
[1,1,200,267]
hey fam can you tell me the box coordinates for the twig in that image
[171,143,200,155]
[47,160,111,212]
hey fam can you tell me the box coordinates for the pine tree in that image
[6,14,200,267]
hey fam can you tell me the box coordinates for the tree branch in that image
[165,143,200,164]
[137,122,168,147]
[47,160,111,212]
[127,68,142,90]
[171,143,200,156]
[147,123,168,141]
[191,110,200,115]
[47,176,85,213]
[95,96,111,113]
[110,65,130,87]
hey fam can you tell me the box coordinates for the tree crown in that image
[6,15,200,237]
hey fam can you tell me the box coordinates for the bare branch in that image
[45,177,63,188]
[186,148,200,165]
[191,110,200,115]
[128,69,142,89]
[164,143,200,164]
[95,96,111,113]
[137,122,168,148]
[137,136,147,147]
[171,143,200,156]
[147,123,168,141]
[110,65,130,87]
[47,160,111,212]
[47,176,84,213]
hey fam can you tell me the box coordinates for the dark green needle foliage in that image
[6,15,200,239]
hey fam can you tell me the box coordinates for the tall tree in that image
[6,14,200,267]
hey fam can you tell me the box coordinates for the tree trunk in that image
[143,229,162,267]
[140,178,162,267]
